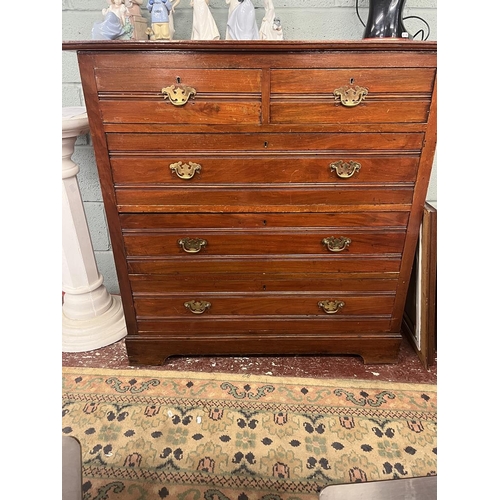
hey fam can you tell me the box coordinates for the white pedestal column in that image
[62,107,127,352]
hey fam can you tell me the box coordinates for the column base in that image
[62,295,127,352]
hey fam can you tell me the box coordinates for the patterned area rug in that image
[62,367,437,500]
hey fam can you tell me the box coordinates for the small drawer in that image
[114,185,414,212]
[270,68,434,125]
[106,132,424,152]
[96,65,262,125]
[122,230,406,257]
[110,155,419,185]
[134,292,395,317]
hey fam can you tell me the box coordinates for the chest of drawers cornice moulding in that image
[63,40,437,366]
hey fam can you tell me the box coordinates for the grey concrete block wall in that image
[62,0,438,294]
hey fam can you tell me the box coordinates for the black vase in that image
[363,0,411,39]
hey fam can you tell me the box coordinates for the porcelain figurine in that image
[227,0,259,40]
[224,0,240,39]
[190,0,220,40]
[148,0,173,40]
[92,0,133,40]
[259,0,283,40]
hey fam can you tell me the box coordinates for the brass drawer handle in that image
[333,85,368,107]
[330,160,361,179]
[161,84,197,106]
[178,237,207,253]
[322,236,351,252]
[170,161,202,180]
[318,300,345,314]
[184,300,211,314]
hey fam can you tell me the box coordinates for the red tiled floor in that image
[62,333,436,384]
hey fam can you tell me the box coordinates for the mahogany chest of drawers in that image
[63,40,437,365]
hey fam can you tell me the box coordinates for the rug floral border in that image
[62,368,437,500]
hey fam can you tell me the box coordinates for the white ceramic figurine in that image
[259,0,284,40]
[191,0,220,40]
[227,0,259,40]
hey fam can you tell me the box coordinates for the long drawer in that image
[122,230,406,256]
[110,155,419,185]
[134,292,395,317]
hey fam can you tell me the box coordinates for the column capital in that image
[62,107,89,139]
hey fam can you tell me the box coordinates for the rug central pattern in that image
[62,368,437,500]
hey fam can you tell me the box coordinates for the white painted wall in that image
[62,0,438,294]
